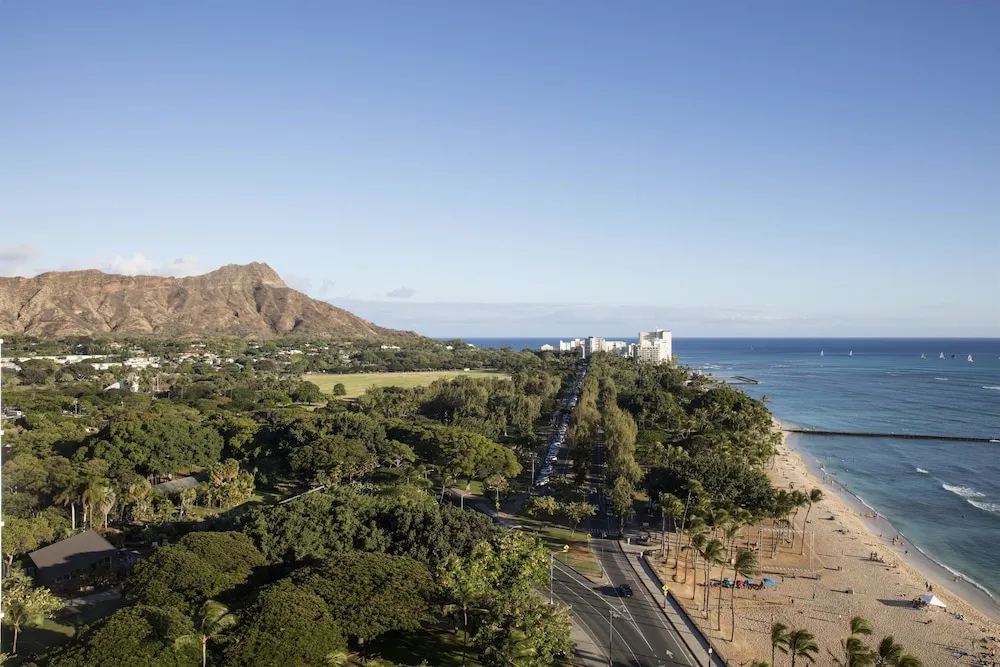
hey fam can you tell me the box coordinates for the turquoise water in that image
[463,337,1000,601]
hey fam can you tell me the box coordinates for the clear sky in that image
[2,1,998,336]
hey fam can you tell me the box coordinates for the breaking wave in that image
[942,484,985,499]
[915,467,928,474]
[968,500,1000,515]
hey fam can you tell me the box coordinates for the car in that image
[605,508,613,516]
[618,584,633,597]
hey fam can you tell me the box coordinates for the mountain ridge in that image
[0,263,406,339]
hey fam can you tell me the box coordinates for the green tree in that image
[800,488,824,554]
[175,600,237,667]
[658,492,684,561]
[475,594,572,667]
[526,496,559,519]
[125,532,265,613]
[729,550,759,640]
[560,501,596,536]
[2,515,55,569]
[47,604,197,667]
[610,476,634,531]
[771,622,789,667]
[786,628,820,667]
[699,538,725,621]
[332,383,347,396]
[223,580,346,667]
[438,552,488,660]
[3,570,64,654]
[293,552,435,650]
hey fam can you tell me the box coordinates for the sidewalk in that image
[569,618,607,667]
[618,540,727,667]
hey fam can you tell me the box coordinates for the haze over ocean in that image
[461,337,1000,600]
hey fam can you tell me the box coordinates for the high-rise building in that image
[634,328,672,364]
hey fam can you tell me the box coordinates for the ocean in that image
[462,337,1000,605]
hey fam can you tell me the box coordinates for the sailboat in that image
[920,353,926,359]
[820,350,824,357]
[849,350,853,357]
[939,352,945,359]
[968,354,974,363]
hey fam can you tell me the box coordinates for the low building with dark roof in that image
[152,474,206,494]
[28,530,118,586]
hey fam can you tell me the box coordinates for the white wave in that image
[968,500,1000,515]
[934,377,948,381]
[942,484,986,499]
[915,467,929,474]
[983,386,1000,391]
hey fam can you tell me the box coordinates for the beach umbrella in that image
[744,579,755,586]
[763,578,778,587]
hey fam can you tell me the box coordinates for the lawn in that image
[368,627,484,667]
[514,514,605,581]
[303,370,508,399]
[12,598,124,664]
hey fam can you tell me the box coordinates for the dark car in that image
[618,583,633,597]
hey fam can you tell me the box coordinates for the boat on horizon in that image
[921,353,926,359]
[820,350,824,357]
[939,352,945,359]
[849,350,853,357]
[968,354,974,363]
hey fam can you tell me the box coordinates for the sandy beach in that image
[648,428,1000,666]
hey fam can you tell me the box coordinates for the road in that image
[551,538,699,666]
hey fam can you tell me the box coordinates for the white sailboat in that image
[849,350,853,357]
[920,353,926,359]
[968,354,974,363]
[820,350,824,357]
[939,352,945,359]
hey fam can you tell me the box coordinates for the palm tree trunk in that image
[690,553,697,598]
[202,638,207,667]
[800,505,812,555]
[716,574,724,629]
[71,503,76,531]
[661,513,667,559]
[730,586,737,641]
[13,624,20,655]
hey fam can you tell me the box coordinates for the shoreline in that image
[775,419,1000,624]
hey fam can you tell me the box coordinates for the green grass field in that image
[303,370,507,399]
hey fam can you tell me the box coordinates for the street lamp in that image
[607,608,620,666]
[549,544,569,604]
[706,646,713,667]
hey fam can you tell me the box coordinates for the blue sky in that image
[1,1,998,336]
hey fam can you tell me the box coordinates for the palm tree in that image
[54,485,79,532]
[686,530,707,596]
[833,636,875,667]
[787,628,819,667]
[730,551,759,640]
[894,656,923,667]
[788,490,808,551]
[175,600,237,667]
[770,622,789,666]
[682,518,707,585]
[874,636,902,667]
[849,616,873,638]
[800,488,824,554]
[81,482,107,529]
[699,538,725,619]
[98,487,116,529]
[659,492,684,561]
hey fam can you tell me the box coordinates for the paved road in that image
[551,545,698,666]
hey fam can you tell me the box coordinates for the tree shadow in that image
[878,598,919,609]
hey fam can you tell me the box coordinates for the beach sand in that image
[648,430,1000,666]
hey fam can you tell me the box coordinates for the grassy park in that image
[304,370,508,399]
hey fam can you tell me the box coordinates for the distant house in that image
[152,474,206,494]
[28,530,118,586]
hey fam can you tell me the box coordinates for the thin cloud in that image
[386,286,416,299]
[104,253,202,277]
[0,243,38,277]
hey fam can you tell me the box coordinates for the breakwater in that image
[783,428,997,443]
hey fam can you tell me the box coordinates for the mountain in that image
[0,262,404,339]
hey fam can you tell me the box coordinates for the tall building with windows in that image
[632,328,672,364]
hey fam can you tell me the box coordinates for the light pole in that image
[706,646,713,667]
[549,544,569,604]
[607,608,618,666]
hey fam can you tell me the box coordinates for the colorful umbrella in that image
[763,578,778,587]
